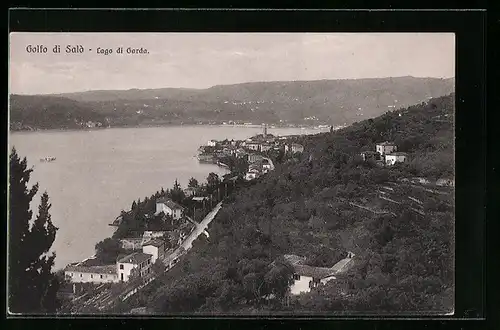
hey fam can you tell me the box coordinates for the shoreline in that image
[10,123,334,134]
[54,125,316,272]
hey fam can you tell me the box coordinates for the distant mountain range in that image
[10,76,455,131]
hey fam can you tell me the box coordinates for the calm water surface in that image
[9,125,326,269]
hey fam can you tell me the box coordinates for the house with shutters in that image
[384,152,408,166]
[375,141,397,156]
[155,197,184,220]
[64,264,120,284]
[142,239,166,264]
[116,252,153,282]
[283,252,355,295]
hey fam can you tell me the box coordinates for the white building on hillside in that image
[385,152,408,166]
[283,253,354,295]
[142,239,166,264]
[289,264,337,295]
[207,140,217,147]
[155,197,184,220]
[64,264,120,284]
[117,252,153,282]
[376,141,397,156]
[285,143,304,154]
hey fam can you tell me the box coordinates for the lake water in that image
[9,125,327,269]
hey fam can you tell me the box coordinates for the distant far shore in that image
[9,122,335,133]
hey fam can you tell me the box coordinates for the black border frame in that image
[5,7,490,330]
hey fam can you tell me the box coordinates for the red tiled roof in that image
[293,264,336,279]
[376,141,396,146]
[142,239,165,248]
[156,198,184,210]
[117,252,152,264]
[65,264,117,275]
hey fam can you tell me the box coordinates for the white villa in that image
[155,197,184,220]
[376,141,397,155]
[285,143,304,154]
[385,152,408,166]
[117,252,153,282]
[66,237,168,284]
[284,252,355,295]
[142,239,166,264]
[65,264,120,284]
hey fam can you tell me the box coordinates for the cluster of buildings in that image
[64,238,167,284]
[244,155,274,181]
[360,141,408,166]
[238,125,304,155]
[65,198,190,284]
[200,125,305,181]
[84,121,103,128]
[154,197,184,220]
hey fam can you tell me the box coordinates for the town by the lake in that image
[8,31,460,316]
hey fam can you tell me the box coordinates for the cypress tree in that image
[9,148,60,313]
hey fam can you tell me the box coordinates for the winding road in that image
[163,201,223,266]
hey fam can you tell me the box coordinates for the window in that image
[120,264,124,270]
[293,274,300,281]
[80,274,82,277]
[70,273,73,277]
[91,274,93,278]
[100,275,103,279]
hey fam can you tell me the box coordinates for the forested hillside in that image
[10,77,454,130]
[64,76,455,126]
[117,94,455,314]
[9,95,107,130]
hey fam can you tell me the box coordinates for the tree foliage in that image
[9,148,60,313]
[188,177,199,188]
[119,95,455,314]
[95,238,123,264]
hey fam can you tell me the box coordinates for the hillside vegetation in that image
[9,95,107,131]
[11,77,454,130]
[116,94,455,314]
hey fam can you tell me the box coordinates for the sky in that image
[9,33,455,95]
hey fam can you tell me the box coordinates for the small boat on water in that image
[40,156,56,162]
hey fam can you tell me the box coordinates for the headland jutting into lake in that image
[57,124,322,313]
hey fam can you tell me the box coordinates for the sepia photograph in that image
[8,32,455,316]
